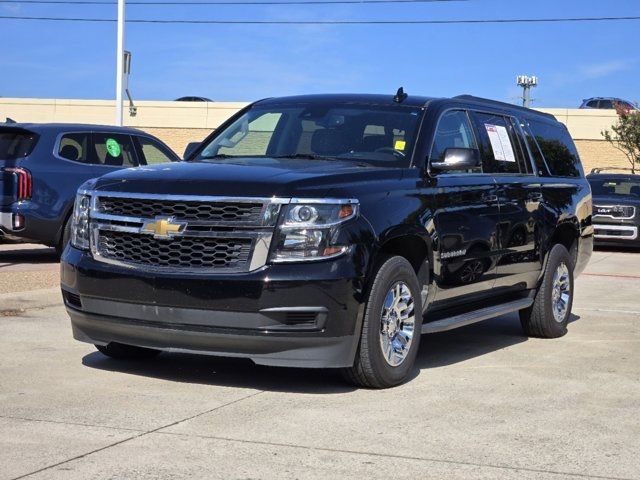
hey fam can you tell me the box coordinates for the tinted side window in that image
[136,137,175,165]
[58,133,90,163]
[430,110,480,173]
[599,100,613,109]
[470,112,520,174]
[586,100,598,108]
[528,120,582,178]
[92,133,137,167]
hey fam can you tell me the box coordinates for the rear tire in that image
[342,255,423,389]
[96,343,161,360]
[520,244,574,338]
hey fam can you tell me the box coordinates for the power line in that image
[0,14,639,24]
[0,0,468,4]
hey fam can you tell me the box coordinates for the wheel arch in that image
[538,220,580,285]
[368,227,433,295]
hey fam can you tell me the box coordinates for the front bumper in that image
[593,223,640,247]
[61,246,366,368]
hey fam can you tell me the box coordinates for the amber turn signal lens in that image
[323,246,345,256]
[339,204,354,219]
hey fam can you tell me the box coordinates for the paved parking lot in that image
[0,246,639,479]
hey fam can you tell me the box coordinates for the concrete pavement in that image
[0,250,639,479]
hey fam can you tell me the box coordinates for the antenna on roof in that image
[4,117,17,124]
[394,87,408,103]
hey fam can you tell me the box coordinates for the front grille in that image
[593,205,635,219]
[97,196,264,224]
[97,230,253,270]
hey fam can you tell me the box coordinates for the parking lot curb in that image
[0,287,62,315]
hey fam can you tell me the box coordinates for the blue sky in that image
[0,0,638,106]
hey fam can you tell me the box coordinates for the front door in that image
[424,109,502,309]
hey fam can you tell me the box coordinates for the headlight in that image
[270,199,358,262]
[71,193,91,250]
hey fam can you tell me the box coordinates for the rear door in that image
[469,112,544,293]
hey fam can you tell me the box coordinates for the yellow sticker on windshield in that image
[394,140,406,151]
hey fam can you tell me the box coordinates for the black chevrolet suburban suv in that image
[61,93,593,388]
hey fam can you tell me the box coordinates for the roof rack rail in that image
[453,95,556,120]
[590,167,637,175]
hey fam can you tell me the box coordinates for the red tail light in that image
[4,167,32,200]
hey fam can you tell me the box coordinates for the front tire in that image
[520,244,574,338]
[343,255,423,388]
[55,215,72,257]
[96,343,161,360]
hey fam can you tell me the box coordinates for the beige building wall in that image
[0,98,630,173]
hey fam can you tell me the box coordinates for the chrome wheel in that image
[379,282,416,367]
[551,262,571,323]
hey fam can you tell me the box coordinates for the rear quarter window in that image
[58,133,90,163]
[0,129,39,160]
[527,120,583,178]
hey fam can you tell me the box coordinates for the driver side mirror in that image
[430,148,481,172]
[183,142,200,160]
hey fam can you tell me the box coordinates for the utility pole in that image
[115,0,125,126]
[516,75,538,108]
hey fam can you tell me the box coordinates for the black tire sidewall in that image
[363,256,423,387]
[541,244,574,335]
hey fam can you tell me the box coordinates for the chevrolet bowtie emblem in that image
[140,217,187,239]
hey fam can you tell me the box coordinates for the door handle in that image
[481,194,498,203]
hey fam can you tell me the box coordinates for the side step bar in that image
[422,298,534,334]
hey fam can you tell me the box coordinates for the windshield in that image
[194,103,423,168]
[589,177,640,197]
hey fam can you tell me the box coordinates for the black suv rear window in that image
[527,120,583,178]
[0,128,38,160]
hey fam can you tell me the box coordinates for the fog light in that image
[12,213,25,230]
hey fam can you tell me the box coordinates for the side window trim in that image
[427,108,487,176]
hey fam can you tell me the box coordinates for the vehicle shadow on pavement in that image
[0,244,58,267]
[415,312,580,369]
[81,351,357,394]
[81,313,580,391]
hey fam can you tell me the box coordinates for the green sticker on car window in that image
[105,138,121,157]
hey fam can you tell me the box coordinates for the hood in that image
[91,157,403,198]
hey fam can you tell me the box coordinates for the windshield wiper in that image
[274,153,335,160]
[198,154,236,160]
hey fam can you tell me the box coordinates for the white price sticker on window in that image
[485,124,516,163]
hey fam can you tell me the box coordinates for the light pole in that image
[516,75,538,108]
[115,0,125,126]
